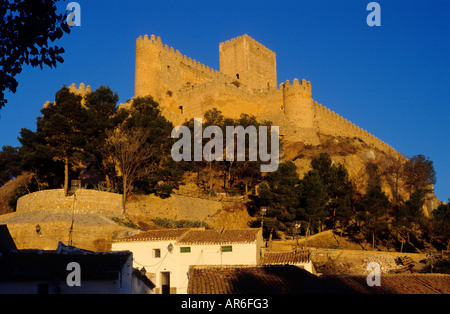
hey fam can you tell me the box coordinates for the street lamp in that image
[293,220,301,249]
[260,207,267,230]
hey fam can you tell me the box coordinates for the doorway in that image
[161,272,170,294]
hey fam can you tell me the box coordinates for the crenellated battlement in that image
[134,33,402,162]
[219,34,274,56]
[68,82,92,96]
[281,78,312,98]
[313,102,398,156]
[137,34,235,84]
[43,82,91,109]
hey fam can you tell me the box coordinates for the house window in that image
[153,248,161,258]
[221,245,233,252]
[180,247,191,253]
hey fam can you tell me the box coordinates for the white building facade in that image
[112,228,263,294]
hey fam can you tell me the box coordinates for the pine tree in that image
[39,86,89,195]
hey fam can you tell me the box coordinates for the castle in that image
[55,35,442,213]
[132,34,397,155]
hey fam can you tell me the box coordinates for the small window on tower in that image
[236,73,240,79]
[178,105,183,115]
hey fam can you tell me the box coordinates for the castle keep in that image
[133,34,397,155]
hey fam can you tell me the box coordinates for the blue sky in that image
[0,0,449,201]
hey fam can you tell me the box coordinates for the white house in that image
[112,228,264,294]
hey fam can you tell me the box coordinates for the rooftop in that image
[259,250,311,265]
[178,229,261,245]
[113,228,192,243]
[0,242,132,281]
[188,265,320,294]
[113,228,261,245]
[188,265,450,294]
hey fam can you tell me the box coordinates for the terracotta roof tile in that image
[115,228,261,244]
[188,265,320,294]
[178,229,261,244]
[259,250,310,265]
[188,265,450,294]
[113,228,191,243]
[320,274,450,294]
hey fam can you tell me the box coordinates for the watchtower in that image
[282,79,314,129]
[219,35,277,91]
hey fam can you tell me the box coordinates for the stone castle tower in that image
[132,33,397,155]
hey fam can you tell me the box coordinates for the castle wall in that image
[16,189,123,216]
[134,34,402,160]
[313,102,398,156]
[135,35,236,104]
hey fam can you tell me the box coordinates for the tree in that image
[380,154,406,205]
[181,108,273,193]
[103,96,180,211]
[257,162,300,237]
[0,146,21,185]
[393,189,426,252]
[81,86,124,187]
[39,86,89,196]
[430,200,450,250]
[404,154,436,196]
[18,127,62,190]
[122,96,180,196]
[309,153,354,233]
[1,0,71,109]
[103,128,155,213]
[359,183,391,249]
[298,170,328,234]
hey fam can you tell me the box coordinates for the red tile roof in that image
[178,229,261,244]
[321,274,450,294]
[188,265,319,294]
[113,228,191,243]
[259,250,311,265]
[188,265,450,294]
[114,228,261,244]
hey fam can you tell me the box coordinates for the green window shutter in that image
[221,245,232,252]
[180,247,191,253]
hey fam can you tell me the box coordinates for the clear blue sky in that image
[0,0,449,201]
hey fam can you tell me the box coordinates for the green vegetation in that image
[152,217,210,229]
[250,152,447,253]
[0,85,447,253]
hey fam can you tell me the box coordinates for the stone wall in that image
[125,193,254,230]
[313,101,401,158]
[16,189,123,216]
[3,217,122,252]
